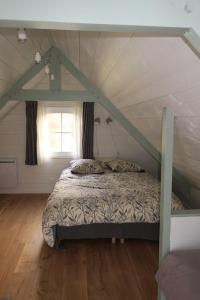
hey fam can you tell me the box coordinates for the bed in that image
[42,167,183,248]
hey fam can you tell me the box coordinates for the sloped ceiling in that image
[0,28,200,188]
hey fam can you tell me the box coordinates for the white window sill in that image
[49,152,74,159]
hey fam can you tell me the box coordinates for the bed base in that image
[53,222,159,249]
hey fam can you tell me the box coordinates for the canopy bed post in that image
[158,107,174,300]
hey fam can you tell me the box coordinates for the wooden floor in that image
[0,194,159,300]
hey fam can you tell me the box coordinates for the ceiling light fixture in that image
[45,65,50,75]
[50,74,55,81]
[35,51,42,63]
[184,1,194,14]
[17,28,27,43]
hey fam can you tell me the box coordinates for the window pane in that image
[62,133,74,152]
[48,113,61,132]
[62,113,74,132]
[49,133,61,152]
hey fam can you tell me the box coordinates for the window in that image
[47,107,75,157]
[37,102,82,161]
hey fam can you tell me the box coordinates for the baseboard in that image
[0,183,54,194]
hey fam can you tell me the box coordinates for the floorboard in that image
[0,194,159,300]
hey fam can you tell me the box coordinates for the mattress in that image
[42,168,184,247]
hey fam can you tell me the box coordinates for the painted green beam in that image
[50,47,61,91]
[158,107,174,300]
[14,90,97,102]
[171,209,200,218]
[159,107,174,263]
[0,47,52,110]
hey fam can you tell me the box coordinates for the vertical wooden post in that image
[50,48,61,91]
[158,107,174,300]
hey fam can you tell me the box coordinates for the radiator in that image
[0,158,17,188]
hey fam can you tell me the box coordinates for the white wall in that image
[0,102,158,193]
[170,214,200,251]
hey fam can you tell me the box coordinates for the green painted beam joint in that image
[50,47,61,91]
[14,89,97,101]
[159,107,174,264]
[0,47,52,109]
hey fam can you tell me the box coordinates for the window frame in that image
[46,104,76,159]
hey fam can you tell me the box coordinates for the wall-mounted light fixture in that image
[94,117,101,124]
[35,51,42,63]
[17,28,27,43]
[106,117,113,125]
[45,65,50,75]
[50,74,55,81]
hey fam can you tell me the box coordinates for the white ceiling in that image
[0,28,200,187]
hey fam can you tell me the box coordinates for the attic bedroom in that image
[0,18,200,300]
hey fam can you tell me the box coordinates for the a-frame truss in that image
[0,46,193,197]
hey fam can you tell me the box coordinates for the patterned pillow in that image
[97,160,109,169]
[106,159,144,172]
[70,159,104,174]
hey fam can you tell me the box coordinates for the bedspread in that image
[42,168,184,247]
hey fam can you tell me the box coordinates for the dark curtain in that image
[25,101,38,165]
[82,102,94,159]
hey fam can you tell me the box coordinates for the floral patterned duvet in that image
[42,168,184,247]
